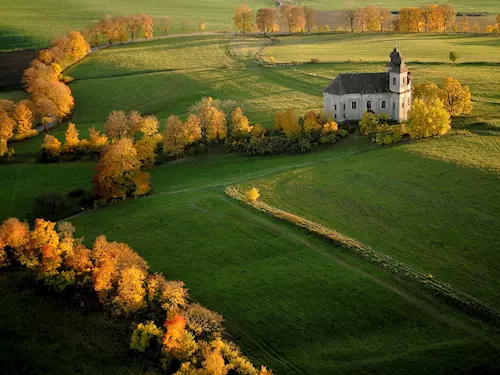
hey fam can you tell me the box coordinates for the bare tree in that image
[345,9,357,33]
[303,6,316,33]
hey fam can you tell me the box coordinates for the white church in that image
[323,48,412,123]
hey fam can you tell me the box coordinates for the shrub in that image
[310,58,320,64]
[131,321,163,353]
[67,187,85,198]
[246,188,260,202]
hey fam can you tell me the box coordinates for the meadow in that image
[1,31,500,374]
[0,0,272,50]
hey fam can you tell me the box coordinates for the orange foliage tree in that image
[62,123,80,153]
[93,138,150,200]
[234,4,253,34]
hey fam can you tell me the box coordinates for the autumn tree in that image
[439,3,456,32]
[62,123,80,153]
[234,4,253,34]
[13,102,36,140]
[185,303,224,338]
[302,110,322,133]
[190,97,227,144]
[99,15,117,44]
[303,6,316,33]
[359,112,387,135]
[449,51,459,63]
[139,115,159,138]
[364,5,382,32]
[440,77,472,116]
[356,7,368,32]
[0,107,15,140]
[407,98,451,139]
[256,8,278,34]
[158,16,173,35]
[105,110,129,140]
[126,15,142,41]
[414,81,442,102]
[280,4,294,33]
[140,14,154,39]
[275,108,300,137]
[183,114,202,145]
[245,187,260,202]
[40,134,62,160]
[113,266,148,315]
[135,137,159,168]
[345,8,357,33]
[231,107,252,138]
[289,7,306,33]
[88,127,109,152]
[163,115,185,158]
[399,7,424,32]
[93,138,150,200]
[459,16,469,33]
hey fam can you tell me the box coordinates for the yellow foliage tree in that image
[62,123,80,153]
[414,81,442,102]
[0,107,15,156]
[41,134,62,158]
[113,266,147,315]
[275,108,300,137]
[135,137,158,168]
[256,8,278,34]
[231,107,252,137]
[245,187,260,202]
[407,98,451,139]
[234,5,253,34]
[302,110,322,133]
[163,115,185,157]
[440,77,472,116]
[140,115,159,137]
[130,321,163,352]
[13,102,36,140]
[183,114,202,145]
[88,127,109,152]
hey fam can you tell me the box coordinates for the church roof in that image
[323,72,390,95]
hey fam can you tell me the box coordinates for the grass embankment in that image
[0,270,156,375]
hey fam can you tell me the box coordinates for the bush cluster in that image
[0,217,272,375]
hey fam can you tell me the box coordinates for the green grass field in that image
[264,33,500,63]
[0,270,156,375]
[1,31,500,374]
[0,0,272,50]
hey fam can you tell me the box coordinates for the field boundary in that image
[225,185,500,328]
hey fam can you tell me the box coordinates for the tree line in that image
[38,98,348,206]
[235,3,500,34]
[0,217,272,375]
[0,31,90,158]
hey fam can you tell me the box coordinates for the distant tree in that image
[213,99,238,138]
[256,8,278,34]
[158,16,173,35]
[105,110,129,140]
[459,16,469,32]
[126,15,142,41]
[134,136,158,168]
[114,16,129,43]
[190,97,227,143]
[440,77,472,116]
[472,23,480,33]
[163,115,185,158]
[88,127,109,152]
[448,51,459,63]
[439,3,456,32]
[363,5,382,32]
[345,8,357,33]
[0,107,15,142]
[356,7,368,32]
[289,7,306,33]
[234,4,254,34]
[99,15,117,45]
[140,14,154,39]
[303,6,316,33]
[379,8,391,31]
[407,98,451,139]
[139,115,159,138]
[280,4,294,33]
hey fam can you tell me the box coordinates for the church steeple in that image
[386,47,408,73]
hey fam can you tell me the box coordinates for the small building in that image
[323,48,412,123]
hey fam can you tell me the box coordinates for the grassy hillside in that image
[0,0,271,50]
[2,31,500,374]
[67,147,500,374]
[0,271,156,375]
[244,134,500,310]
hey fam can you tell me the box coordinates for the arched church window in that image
[352,102,357,109]
[367,100,372,109]
[392,77,396,86]
[381,101,387,109]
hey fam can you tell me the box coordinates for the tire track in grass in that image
[220,194,500,347]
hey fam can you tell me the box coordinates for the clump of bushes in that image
[0,217,272,374]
